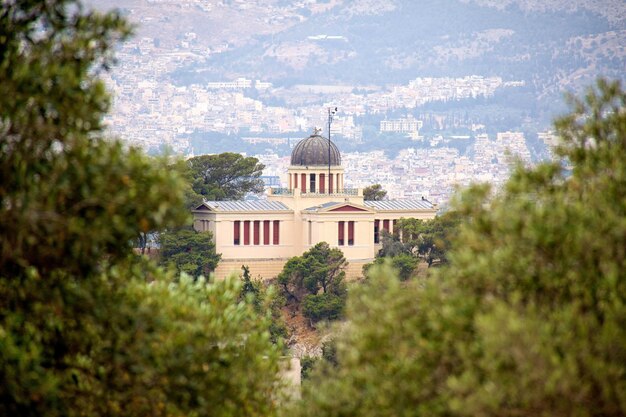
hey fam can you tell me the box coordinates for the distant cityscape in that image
[101,33,555,205]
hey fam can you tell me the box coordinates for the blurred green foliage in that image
[0,1,281,415]
[294,79,626,416]
[300,340,339,382]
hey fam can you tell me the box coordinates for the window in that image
[329,173,333,193]
[273,220,280,245]
[319,173,325,193]
[393,220,398,237]
[374,220,380,244]
[234,221,240,245]
[383,219,390,233]
[348,221,355,246]
[263,220,270,245]
[301,173,307,192]
[338,221,344,246]
[253,220,260,245]
[243,221,250,245]
[310,173,316,193]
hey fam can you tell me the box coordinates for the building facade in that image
[193,133,437,279]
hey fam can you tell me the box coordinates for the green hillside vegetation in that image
[173,0,622,94]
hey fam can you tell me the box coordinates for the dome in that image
[290,134,341,166]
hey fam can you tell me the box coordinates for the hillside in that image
[95,0,625,100]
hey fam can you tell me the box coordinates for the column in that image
[260,220,265,245]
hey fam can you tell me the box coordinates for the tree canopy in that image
[295,79,626,417]
[278,242,348,323]
[158,227,221,277]
[187,153,265,201]
[364,212,461,280]
[362,183,387,201]
[394,211,462,267]
[0,2,281,415]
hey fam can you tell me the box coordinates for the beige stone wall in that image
[343,260,370,281]
[212,258,371,281]
[213,258,290,280]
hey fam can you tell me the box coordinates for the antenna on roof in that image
[328,106,337,195]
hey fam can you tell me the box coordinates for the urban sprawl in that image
[103,33,557,205]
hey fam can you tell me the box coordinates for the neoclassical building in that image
[193,133,437,279]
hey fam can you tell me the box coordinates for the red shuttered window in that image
[263,220,270,245]
[348,221,355,246]
[243,221,250,245]
[273,221,280,245]
[253,221,260,245]
[338,221,344,246]
[234,221,240,245]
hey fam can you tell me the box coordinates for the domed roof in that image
[290,134,341,166]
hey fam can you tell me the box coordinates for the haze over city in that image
[95,0,626,203]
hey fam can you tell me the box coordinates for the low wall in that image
[213,259,289,280]
[213,258,372,281]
